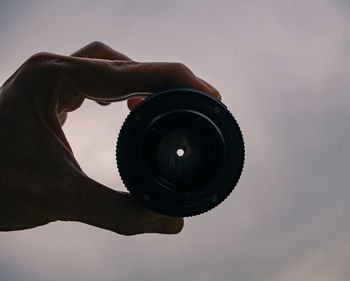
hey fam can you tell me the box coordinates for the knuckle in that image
[172,62,191,74]
[165,62,195,88]
[166,63,194,83]
[25,52,56,66]
[87,41,108,50]
[22,52,60,75]
[19,52,64,82]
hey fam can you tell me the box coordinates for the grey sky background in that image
[0,0,349,280]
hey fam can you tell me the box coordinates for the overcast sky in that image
[0,0,350,280]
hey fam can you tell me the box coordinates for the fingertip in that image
[127,97,145,111]
[196,78,221,101]
[209,88,222,101]
[201,83,222,101]
[172,217,185,234]
[159,217,184,234]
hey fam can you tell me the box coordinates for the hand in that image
[0,42,221,235]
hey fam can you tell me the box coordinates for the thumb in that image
[57,173,184,236]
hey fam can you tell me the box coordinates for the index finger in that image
[47,55,221,102]
[71,41,134,106]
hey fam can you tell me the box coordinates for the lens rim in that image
[116,88,245,217]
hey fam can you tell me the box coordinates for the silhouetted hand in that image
[0,42,221,235]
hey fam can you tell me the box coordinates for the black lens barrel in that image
[116,88,245,217]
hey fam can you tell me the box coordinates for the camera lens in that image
[116,88,244,217]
